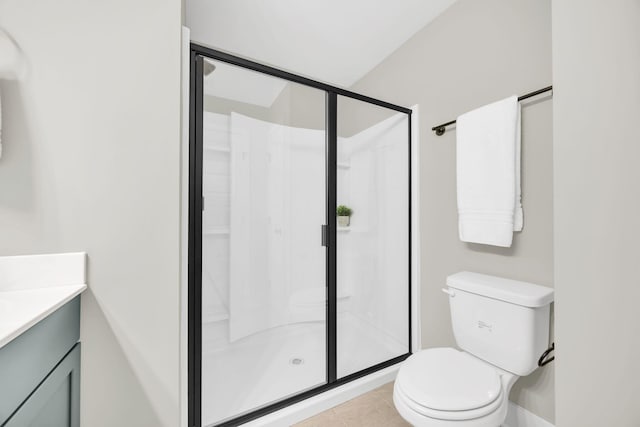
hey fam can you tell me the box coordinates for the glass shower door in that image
[196,56,328,426]
[190,46,412,427]
[336,95,410,378]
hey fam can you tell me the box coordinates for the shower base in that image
[202,312,405,426]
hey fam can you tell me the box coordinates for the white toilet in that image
[394,271,553,427]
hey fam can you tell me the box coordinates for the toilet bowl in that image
[393,348,517,427]
[393,272,554,427]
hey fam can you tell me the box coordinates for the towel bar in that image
[432,85,553,136]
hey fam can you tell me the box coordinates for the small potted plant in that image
[336,205,353,227]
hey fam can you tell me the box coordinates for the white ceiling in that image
[187,0,457,88]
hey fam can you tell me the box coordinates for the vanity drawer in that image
[0,297,80,425]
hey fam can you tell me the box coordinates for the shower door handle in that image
[321,225,329,247]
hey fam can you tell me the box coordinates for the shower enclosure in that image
[188,44,412,427]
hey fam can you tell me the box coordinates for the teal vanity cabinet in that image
[0,297,81,427]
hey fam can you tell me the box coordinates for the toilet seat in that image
[394,348,512,424]
[395,381,502,421]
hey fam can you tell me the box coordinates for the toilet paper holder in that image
[538,342,555,367]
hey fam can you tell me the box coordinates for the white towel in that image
[456,95,522,247]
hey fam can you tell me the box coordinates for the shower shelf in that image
[337,162,350,169]
[204,228,230,235]
[204,146,231,153]
[203,312,229,323]
[337,227,351,232]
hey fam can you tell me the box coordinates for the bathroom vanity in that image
[0,253,86,427]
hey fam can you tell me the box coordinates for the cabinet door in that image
[4,343,80,427]
[0,297,80,424]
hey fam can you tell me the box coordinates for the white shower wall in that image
[337,113,409,359]
[201,112,231,326]
[228,112,326,341]
[201,111,326,348]
[202,110,408,352]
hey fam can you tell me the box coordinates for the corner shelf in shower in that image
[203,311,229,323]
[204,228,230,236]
[337,162,350,169]
[204,146,231,153]
[337,227,351,232]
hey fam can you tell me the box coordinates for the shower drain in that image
[289,358,304,366]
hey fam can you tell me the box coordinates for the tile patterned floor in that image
[293,382,411,427]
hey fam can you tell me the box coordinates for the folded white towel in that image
[456,95,522,247]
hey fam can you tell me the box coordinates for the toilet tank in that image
[445,272,553,376]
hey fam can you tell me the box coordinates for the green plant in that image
[336,205,353,217]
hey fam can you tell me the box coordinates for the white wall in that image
[349,0,555,422]
[0,1,183,426]
[552,1,640,425]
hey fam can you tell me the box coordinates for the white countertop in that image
[0,252,87,349]
[0,284,86,349]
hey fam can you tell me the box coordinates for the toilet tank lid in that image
[446,272,554,307]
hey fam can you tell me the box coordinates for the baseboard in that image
[504,401,555,427]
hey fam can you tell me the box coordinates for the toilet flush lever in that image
[441,288,455,297]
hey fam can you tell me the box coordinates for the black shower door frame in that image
[188,43,413,427]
